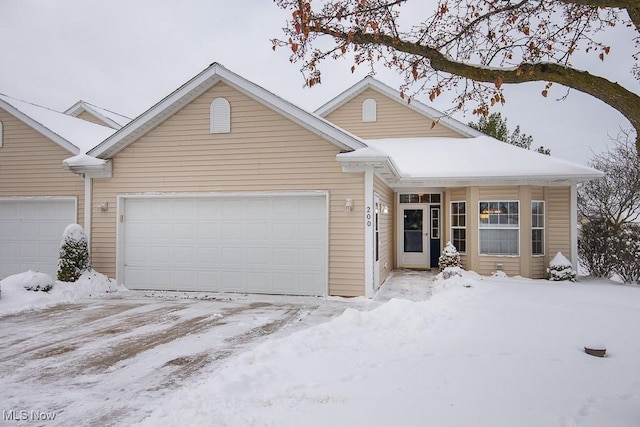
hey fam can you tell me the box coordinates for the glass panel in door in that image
[403,209,423,253]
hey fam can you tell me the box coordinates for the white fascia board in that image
[392,174,602,188]
[315,76,483,138]
[0,99,79,154]
[90,63,366,159]
[89,68,222,158]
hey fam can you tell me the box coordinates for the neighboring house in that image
[64,100,132,130]
[4,63,602,296]
[0,94,118,278]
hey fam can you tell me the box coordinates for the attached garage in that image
[119,193,328,296]
[0,198,76,279]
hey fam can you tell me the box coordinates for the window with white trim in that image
[531,201,545,255]
[362,98,377,122]
[479,201,519,255]
[210,97,230,133]
[450,201,466,253]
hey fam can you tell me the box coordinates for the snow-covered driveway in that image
[0,290,379,425]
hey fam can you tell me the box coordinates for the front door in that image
[400,206,429,267]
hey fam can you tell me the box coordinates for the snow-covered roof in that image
[88,62,367,159]
[315,76,484,139]
[337,136,603,186]
[64,100,132,129]
[0,94,117,154]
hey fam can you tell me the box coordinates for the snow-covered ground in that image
[0,269,121,316]
[139,272,640,427]
[1,270,639,426]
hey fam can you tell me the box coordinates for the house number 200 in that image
[366,206,372,227]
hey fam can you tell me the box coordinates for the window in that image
[362,98,377,122]
[210,97,230,133]
[532,201,545,255]
[399,193,441,204]
[451,201,466,253]
[479,201,519,255]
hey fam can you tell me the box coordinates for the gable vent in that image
[210,97,231,133]
[362,98,377,122]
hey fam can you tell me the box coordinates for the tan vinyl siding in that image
[546,186,572,264]
[0,109,84,223]
[91,82,365,296]
[325,88,464,139]
[374,175,394,285]
[75,110,110,127]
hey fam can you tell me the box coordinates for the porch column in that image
[364,165,374,298]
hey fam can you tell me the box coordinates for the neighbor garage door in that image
[0,198,76,279]
[121,194,327,296]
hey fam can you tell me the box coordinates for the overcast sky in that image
[0,0,637,165]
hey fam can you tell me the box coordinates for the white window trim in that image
[0,120,3,148]
[450,201,466,254]
[478,200,520,256]
[532,200,545,256]
[210,97,230,133]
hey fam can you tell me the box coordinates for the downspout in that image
[84,175,92,252]
[570,183,578,272]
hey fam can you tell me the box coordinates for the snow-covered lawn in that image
[139,272,640,427]
[1,270,639,426]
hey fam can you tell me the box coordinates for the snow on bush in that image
[57,224,90,282]
[4,270,55,292]
[610,223,640,284]
[547,252,577,282]
[438,241,462,278]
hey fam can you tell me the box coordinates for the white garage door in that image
[0,198,76,279]
[121,194,327,296]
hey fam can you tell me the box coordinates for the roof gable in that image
[315,76,483,138]
[65,101,132,129]
[89,63,366,159]
[0,94,116,155]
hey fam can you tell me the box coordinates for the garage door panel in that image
[222,271,245,292]
[197,222,222,239]
[272,222,297,240]
[174,223,196,240]
[222,247,244,265]
[122,195,327,296]
[247,248,270,265]
[221,200,246,219]
[272,248,296,267]
[196,247,221,264]
[175,246,195,264]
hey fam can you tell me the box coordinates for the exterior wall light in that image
[345,198,353,212]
